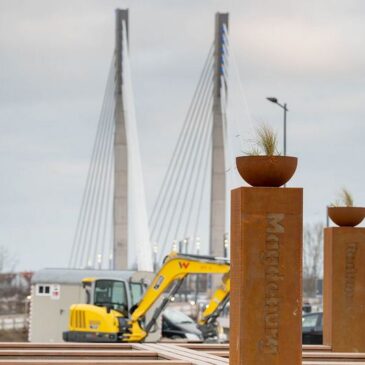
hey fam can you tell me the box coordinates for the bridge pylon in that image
[210,12,229,258]
[113,9,129,270]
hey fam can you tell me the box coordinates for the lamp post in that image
[97,254,102,270]
[223,233,229,258]
[153,244,158,272]
[172,240,178,252]
[195,237,201,255]
[183,238,189,254]
[195,237,201,303]
[266,97,288,156]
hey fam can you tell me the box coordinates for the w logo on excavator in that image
[178,261,190,269]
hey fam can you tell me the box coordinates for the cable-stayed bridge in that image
[68,9,247,272]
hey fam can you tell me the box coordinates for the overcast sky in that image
[1,0,365,271]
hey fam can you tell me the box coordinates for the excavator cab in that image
[63,277,143,342]
[85,279,129,316]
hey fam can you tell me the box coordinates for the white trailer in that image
[30,268,153,342]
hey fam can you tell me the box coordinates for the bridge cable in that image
[171,78,213,241]
[183,108,213,239]
[193,124,213,241]
[69,58,115,268]
[79,68,115,268]
[98,123,115,269]
[153,58,213,250]
[73,61,115,268]
[149,45,214,239]
[89,78,115,268]
[155,56,214,260]
[158,78,213,257]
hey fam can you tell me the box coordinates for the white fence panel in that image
[0,316,27,331]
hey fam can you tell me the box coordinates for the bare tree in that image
[303,222,323,297]
[0,245,17,273]
[0,246,22,314]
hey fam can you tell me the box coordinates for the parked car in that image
[162,309,203,341]
[302,312,323,344]
[302,302,312,314]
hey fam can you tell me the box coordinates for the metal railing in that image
[0,315,27,331]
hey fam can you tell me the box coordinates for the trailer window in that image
[37,285,51,296]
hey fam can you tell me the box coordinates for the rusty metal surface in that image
[236,156,298,187]
[327,207,365,227]
[230,187,303,365]
[323,227,365,352]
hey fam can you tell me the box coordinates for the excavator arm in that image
[198,272,230,340]
[199,272,230,325]
[123,252,230,342]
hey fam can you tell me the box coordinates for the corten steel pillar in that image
[210,13,228,258]
[113,9,129,270]
[323,227,365,352]
[230,187,303,365]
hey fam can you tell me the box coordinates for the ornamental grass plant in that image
[247,124,280,156]
[331,188,354,207]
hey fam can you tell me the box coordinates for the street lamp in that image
[184,237,189,254]
[195,237,201,302]
[153,244,158,272]
[223,233,229,258]
[266,97,288,156]
[178,240,183,253]
[108,253,113,270]
[172,240,178,252]
[195,237,201,255]
[97,254,102,270]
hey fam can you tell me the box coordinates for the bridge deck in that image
[0,343,364,364]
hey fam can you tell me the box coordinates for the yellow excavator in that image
[63,252,229,342]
